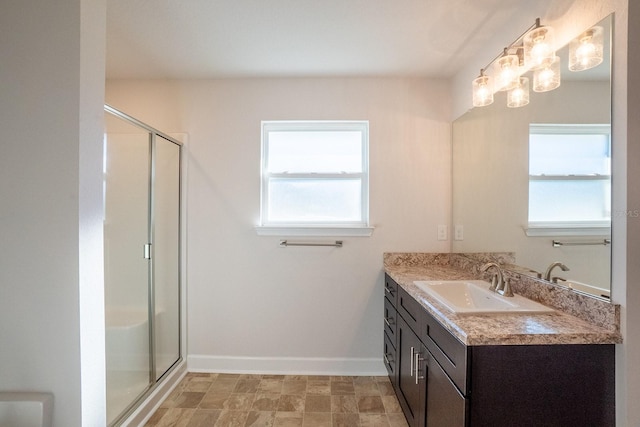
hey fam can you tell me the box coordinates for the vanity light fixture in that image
[533,55,561,92]
[569,25,604,71]
[471,18,560,108]
[507,77,530,108]
[472,70,494,107]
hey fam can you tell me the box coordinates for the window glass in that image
[261,121,369,228]
[528,124,611,227]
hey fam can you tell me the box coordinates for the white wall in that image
[106,77,452,374]
[0,0,107,426]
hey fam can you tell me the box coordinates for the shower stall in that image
[103,105,183,426]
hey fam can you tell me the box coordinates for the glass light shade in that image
[569,26,604,71]
[533,55,561,92]
[472,75,494,107]
[524,26,556,69]
[494,54,520,91]
[507,77,530,108]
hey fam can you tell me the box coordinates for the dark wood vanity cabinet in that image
[383,274,398,386]
[383,274,616,427]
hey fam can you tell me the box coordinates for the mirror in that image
[452,14,612,298]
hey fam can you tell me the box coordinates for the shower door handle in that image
[144,243,152,259]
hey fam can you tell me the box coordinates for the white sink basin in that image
[413,280,555,315]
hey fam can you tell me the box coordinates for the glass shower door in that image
[104,113,152,425]
[152,135,181,380]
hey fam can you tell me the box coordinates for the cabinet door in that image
[396,316,426,427]
[426,351,467,427]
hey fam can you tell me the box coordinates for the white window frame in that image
[525,123,611,237]
[256,120,373,237]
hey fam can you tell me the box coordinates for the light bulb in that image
[472,74,494,107]
[494,54,520,91]
[507,77,529,108]
[524,26,556,69]
[533,55,561,92]
[569,26,604,71]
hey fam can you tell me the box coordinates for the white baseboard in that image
[187,355,387,376]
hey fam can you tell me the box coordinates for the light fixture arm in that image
[477,18,541,74]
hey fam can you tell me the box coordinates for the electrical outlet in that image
[454,224,464,241]
[437,225,448,241]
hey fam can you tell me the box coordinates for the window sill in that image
[524,222,611,237]
[255,226,374,237]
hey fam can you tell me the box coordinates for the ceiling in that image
[105,0,547,80]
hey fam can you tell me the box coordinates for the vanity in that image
[383,253,621,427]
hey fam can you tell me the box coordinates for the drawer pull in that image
[384,286,395,295]
[384,353,393,365]
[415,352,425,384]
[384,317,394,327]
[410,347,415,373]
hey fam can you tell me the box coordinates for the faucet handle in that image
[497,277,514,297]
[488,273,499,292]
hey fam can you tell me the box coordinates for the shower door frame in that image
[104,104,184,427]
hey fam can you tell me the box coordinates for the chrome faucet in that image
[480,262,514,297]
[544,261,570,282]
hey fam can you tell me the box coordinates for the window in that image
[258,121,371,236]
[527,124,611,235]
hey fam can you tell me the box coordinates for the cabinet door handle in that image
[415,352,425,384]
[384,317,393,327]
[410,347,415,374]
[384,353,393,365]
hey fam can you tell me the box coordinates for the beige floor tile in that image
[381,396,402,413]
[278,394,306,412]
[304,394,331,412]
[259,378,284,393]
[332,412,360,426]
[175,392,205,409]
[331,395,359,413]
[214,410,249,426]
[186,409,221,426]
[274,411,304,427]
[199,392,232,410]
[357,396,385,413]
[210,378,240,393]
[302,412,332,426]
[252,393,281,411]
[157,408,196,427]
[330,380,355,395]
[234,378,261,393]
[307,380,331,395]
[245,410,276,426]
[283,380,308,395]
[360,413,391,427]
[354,380,380,396]
[223,393,256,411]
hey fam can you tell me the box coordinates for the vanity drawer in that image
[423,310,469,395]
[384,274,398,308]
[397,286,423,336]
[383,331,397,386]
[383,296,397,345]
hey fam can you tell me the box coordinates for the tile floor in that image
[145,373,409,427]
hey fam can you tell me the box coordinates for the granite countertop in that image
[385,263,623,346]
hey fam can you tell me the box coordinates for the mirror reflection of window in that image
[528,123,611,230]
